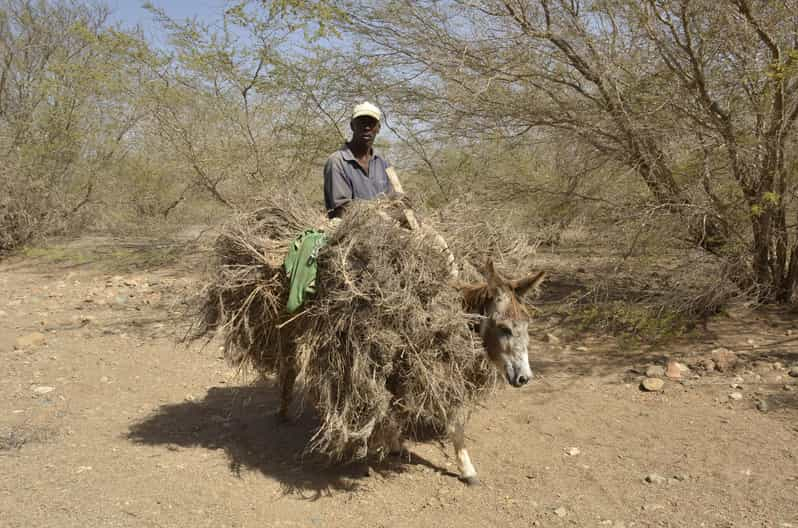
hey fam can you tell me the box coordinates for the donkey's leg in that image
[277,354,297,423]
[382,418,405,457]
[388,430,405,456]
[449,417,478,485]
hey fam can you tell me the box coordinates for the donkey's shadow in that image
[127,381,449,499]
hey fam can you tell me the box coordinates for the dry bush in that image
[550,213,752,341]
[0,163,74,253]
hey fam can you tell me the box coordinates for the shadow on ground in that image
[764,391,798,411]
[127,381,451,499]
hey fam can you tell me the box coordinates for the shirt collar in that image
[340,144,381,162]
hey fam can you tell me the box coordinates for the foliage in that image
[1,0,347,251]
[328,0,798,301]
[0,0,130,249]
[5,0,798,316]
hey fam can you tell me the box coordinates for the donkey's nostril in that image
[517,375,529,386]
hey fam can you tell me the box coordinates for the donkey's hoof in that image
[388,447,409,459]
[461,476,480,487]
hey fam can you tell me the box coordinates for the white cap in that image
[351,101,381,122]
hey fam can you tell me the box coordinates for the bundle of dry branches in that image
[194,193,531,461]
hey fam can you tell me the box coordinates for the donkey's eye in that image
[496,325,513,337]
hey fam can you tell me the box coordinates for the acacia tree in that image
[110,2,347,215]
[331,0,798,300]
[637,1,798,300]
[0,0,145,248]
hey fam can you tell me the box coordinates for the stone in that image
[645,473,667,484]
[545,333,561,344]
[113,294,129,305]
[32,386,55,394]
[14,332,47,350]
[645,365,666,378]
[710,348,738,372]
[699,358,716,372]
[788,366,798,378]
[665,360,682,380]
[756,399,769,412]
[729,392,743,401]
[753,361,773,374]
[641,378,665,392]
[553,507,567,517]
[565,447,581,456]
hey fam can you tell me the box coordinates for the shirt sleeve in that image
[323,154,353,214]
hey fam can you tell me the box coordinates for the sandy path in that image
[1,240,796,528]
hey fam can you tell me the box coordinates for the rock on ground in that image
[645,473,667,484]
[14,332,47,350]
[665,360,684,380]
[710,348,738,372]
[696,358,716,372]
[641,378,665,392]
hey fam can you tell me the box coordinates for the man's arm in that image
[323,155,353,218]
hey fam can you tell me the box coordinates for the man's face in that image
[351,116,380,145]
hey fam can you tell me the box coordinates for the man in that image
[324,102,394,218]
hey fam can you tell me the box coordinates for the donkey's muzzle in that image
[505,362,533,387]
[508,371,532,387]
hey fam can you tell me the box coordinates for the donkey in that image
[451,260,545,485]
[277,260,545,485]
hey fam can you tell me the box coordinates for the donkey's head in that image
[462,261,545,387]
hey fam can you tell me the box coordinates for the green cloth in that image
[284,229,328,313]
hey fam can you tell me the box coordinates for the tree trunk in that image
[751,212,774,298]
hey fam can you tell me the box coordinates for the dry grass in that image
[193,193,532,461]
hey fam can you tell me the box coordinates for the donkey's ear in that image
[510,271,546,297]
[484,259,502,289]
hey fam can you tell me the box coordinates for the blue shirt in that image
[323,144,393,217]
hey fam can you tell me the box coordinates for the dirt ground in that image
[1,236,797,528]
